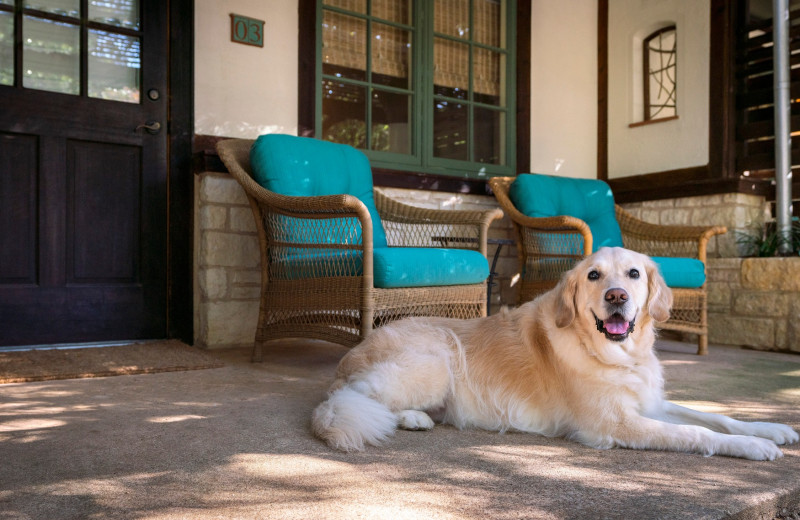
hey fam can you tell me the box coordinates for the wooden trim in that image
[167,0,195,344]
[607,165,771,203]
[628,115,678,128]
[709,0,737,179]
[597,0,608,181]
[516,0,532,175]
[298,0,316,137]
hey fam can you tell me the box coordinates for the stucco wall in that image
[530,0,597,179]
[194,0,298,136]
[607,0,710,178]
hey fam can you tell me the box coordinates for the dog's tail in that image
[312,386,397,451]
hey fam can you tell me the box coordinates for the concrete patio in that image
[1,338,799,519]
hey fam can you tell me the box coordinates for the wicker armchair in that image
[217,137,503,361]
[489,175,727,355]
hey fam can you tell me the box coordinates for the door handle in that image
[135,121,162,134]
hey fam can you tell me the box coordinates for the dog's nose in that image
[605,288,628,305]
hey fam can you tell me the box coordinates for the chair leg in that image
[697,334,708,356]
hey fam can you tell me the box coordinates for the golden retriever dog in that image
[312,247,798,459]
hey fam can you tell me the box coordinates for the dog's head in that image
[554,247,672,343]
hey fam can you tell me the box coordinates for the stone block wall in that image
[707,257,800,352]
[193,173,521,349]
[194,171,789,351]
[620,193,770,258]
[194,173,261,349]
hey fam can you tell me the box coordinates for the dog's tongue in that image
[604,316,629,335]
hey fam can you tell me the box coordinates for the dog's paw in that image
[744,422,800,445]
[397,410,435,431]
[721,435,784,461]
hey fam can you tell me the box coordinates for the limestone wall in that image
[194,173,787,351]
[620,193,770,258]
[193,173,521,349]
[194,173,261,349]
[707,257,800,352]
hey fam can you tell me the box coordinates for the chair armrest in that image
[488,176,593,255]
[616,205,727,262]
[374,189,503,256]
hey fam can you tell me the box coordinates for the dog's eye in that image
[629,269,640,279]
[588,270,600,281]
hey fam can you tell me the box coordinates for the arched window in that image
[643,25,676,121]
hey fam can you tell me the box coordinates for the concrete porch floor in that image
[1,339,799,519]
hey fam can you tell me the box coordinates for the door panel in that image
[68,140,141,283]
[0,0,168,347]
[0,133,37,284]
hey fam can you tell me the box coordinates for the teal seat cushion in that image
[250,134,388,248]
[651,256,706,288]
[373,247,489,288]
[509,173,623,252]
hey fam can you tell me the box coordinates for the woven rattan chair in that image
[217,136,503,361]
[489,174,727,355]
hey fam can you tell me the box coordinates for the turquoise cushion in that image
[652,256,706,288]
[509,173,623,252]
[249,134,388,248]
[373,247,489,288]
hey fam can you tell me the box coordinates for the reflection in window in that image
[1,0,141,102]
[317,0,513,176]
[0,11,12,86]
[643,26,676,121]
[321,2,412,154]
[23,16,80,95]
[89,30,140,103]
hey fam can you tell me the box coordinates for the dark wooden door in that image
[0,0,168,346]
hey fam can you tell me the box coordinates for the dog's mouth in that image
[593,312,635,342]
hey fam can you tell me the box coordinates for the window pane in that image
[322,10,366,82]
[474,106,504,165]
[474,0,502,48]
[23,16,79,95]
[323,80,367,149]
[433,98,467,160]
[434,0,469,40]
[433,37,469,99]
[646,27,676,120]
[0,0,13,6]
[0,12,12,86]
[89,0,140,30]
[372,89,410,153]
[372,23,410,89]
[372,0,410,24]
[473,47,504,105]
[23,0,79,18]
[323,0,366,14]
[89,29,140,103]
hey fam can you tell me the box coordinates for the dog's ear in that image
[646,259,673,322]
[555,268,578,328]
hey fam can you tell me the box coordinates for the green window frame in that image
[315,0,516,179]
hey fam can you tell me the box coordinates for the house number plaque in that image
[230,14,264,47]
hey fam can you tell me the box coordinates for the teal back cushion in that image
[249,134,388,248]
[509,173,624,252]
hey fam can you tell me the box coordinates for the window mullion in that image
[468,0,474,163]
[365,3,372,151]
[417,0,430,168]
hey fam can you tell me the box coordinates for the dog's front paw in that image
[745,422,799,445]
[397,410,435,431]
[721,435,783,461]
